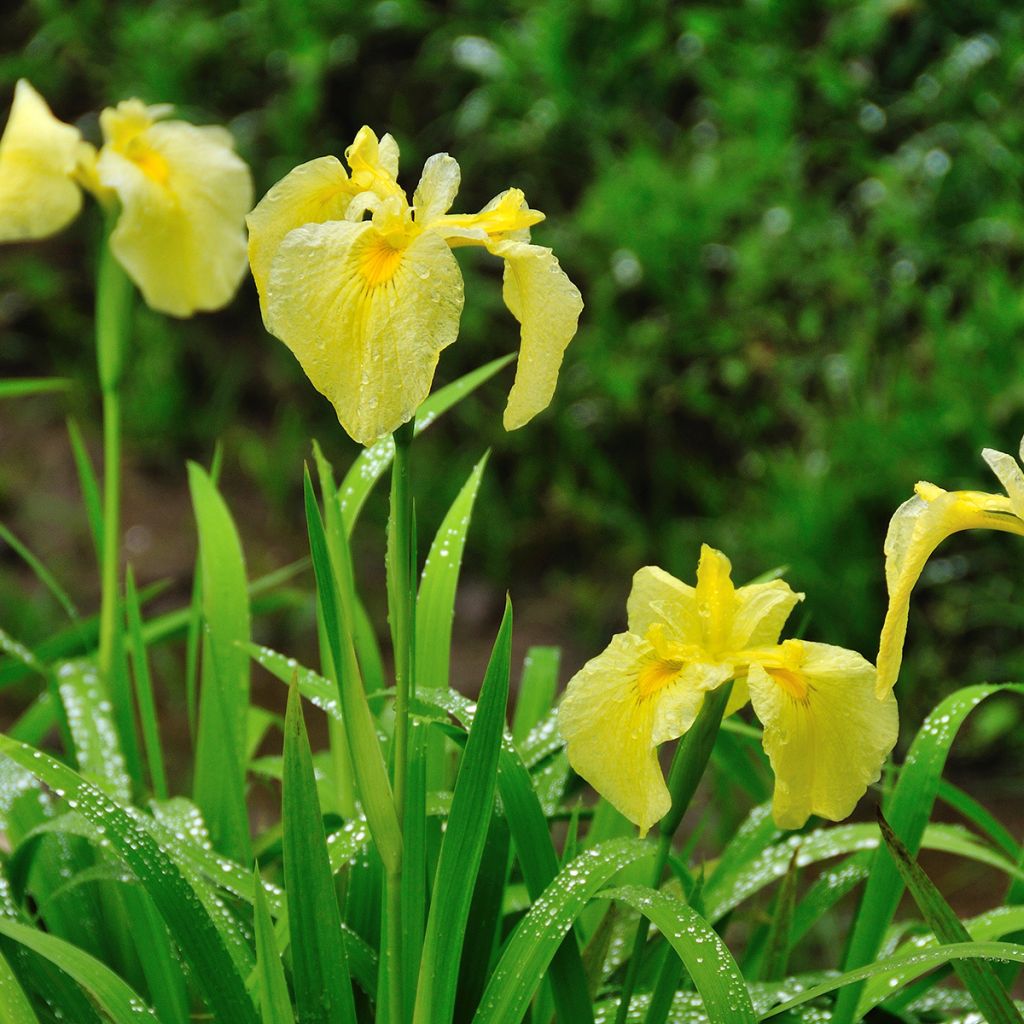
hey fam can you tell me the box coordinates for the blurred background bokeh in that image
[4,0,1024,771]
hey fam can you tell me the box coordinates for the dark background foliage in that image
[3,0,1024,758]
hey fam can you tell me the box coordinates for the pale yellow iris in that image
[246,126,584,446]
[876,439,1024,698]
[558,545,898,833]
[0,82,252,317]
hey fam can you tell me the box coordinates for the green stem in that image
[614,682,734,1024]
[95,218,133,692]
[386,867,405,1024]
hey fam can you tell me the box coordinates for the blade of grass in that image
[0,944,40,1024]
[510,646,560,745]
[0,378,70,399]
[0,736,258,1024]
[67,417,104,566]
[283,679,357,1024]
[413,599,513,1024]
[253,864,296,1024]
[0,521,79,624]
[876,809,1023,1023]
[188,462,252,864]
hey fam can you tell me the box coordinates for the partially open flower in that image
[247,127,583,446]
[558,546,897,833]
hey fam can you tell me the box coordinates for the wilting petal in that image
[626,565,701,644]
[491,239,583,430]
[559,632,688,835]
[98,106,253,316]
[747,641,898,829]
[0,80,83,242]
[247,156,356,326]
[267,219,464,446]
[413,153,461,225]
[982,447,1024,519]
[730,579,804,651]
[876,482,1024,697]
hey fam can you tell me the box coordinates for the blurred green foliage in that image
[4,0,1024,743]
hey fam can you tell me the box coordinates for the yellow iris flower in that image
[558,545,898,833]
[0,81,252,317]
[876,439,1024,698]
[247,126,584,446]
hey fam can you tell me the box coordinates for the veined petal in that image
[489,239,583,430]
[0,80,83,242]
[626,565,701,644]
[982,447,1024,519]
[247,156,355,326]
[695,544,738,655]
[413,153,461,224]
[345,126,403,199]
[98,110,253,316]
[730,579,804,651]
[876,482,1024,697]
[558,633,674,835]
[747,641,898,829]
[433,187,544,246]
[650,661,732,745]
[266,220,464,446]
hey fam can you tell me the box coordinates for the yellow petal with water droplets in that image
[694,544,738,656]
[98,113,252,316]
[626,565,702,644]
[558,632,674,835]
[345,126,403,199]
[435,187,543,247]
[247,156,356,327]
[747,641,898,829]
[730,579,804,651]
[0,80,83,242]
[266,219,464,446]
[489,239,583,430]
[650,661,732,745]
[875,484,1024,697]
[413,153,461,225]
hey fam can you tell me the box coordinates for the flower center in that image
[636,656,684,699]
[130,147,170,187]
[360,235,404,287]
[768,666,808,701]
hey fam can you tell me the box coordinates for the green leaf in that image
[0,736,258,1024]
[283,680,356,1024]
[758,849,799,981]
[0,917,156,1023]
[253,864,296,1024]
[511,646,560,745]
[876,810,1023,1023]
[0,378,70,400]
[339,355,514,534]
[66,418,104,566]
[303,468,402,874]
[938,777,1020,861]
[414,600,512,1024]
[188,462,252,864]
[415,453,489,690]
[834,682,1024,1024]
[472,838,654,1024]
[598,886,757,1023]
[0,521,79,624]
[760,941,1024,1020]
[0,944,40,1024]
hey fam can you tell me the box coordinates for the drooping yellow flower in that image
[247,126,584,446]
[876,439,1024,698]
[558,545,898,833]
[0,83,252,317]
[0,80,84,242]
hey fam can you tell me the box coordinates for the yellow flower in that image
[876,440,1024,698]
[0,83,252,317]
[0,80,84,242]
[558,545,898,833]
[247,126,584,446]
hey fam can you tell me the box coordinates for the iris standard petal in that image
[626,565,701,643]
[558,633,676,835]
[876,483,1024,697]
[98,111,253,316]
[747,641,898,829]
[489,239,583,430]
[266,218,464,446]
[730,579,804,651]
[247,156,355,326]
[345,126,403,198]
[694,544,738,655]
[413,153,461,225]
[982,446,1024,518]
[0,80,83,242]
